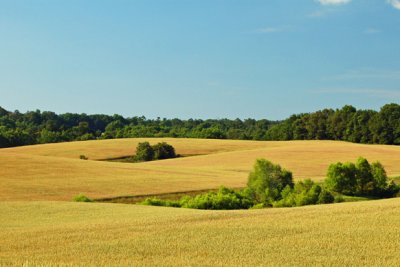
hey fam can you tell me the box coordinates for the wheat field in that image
[1,138,400,266]
[1,198,400,266]
[1,138,400,201]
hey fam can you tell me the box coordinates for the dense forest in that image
[0,103,399,148]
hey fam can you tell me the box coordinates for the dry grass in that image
[1,198,400,266]
[1,138,400,266]
[1,139,400,201]
[0,138,269,160]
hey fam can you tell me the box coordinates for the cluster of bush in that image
[142,187,254,210]
[134,142,176,162]
[325,157,399,197]
[142,157,399,210]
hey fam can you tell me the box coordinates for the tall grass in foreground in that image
[1,199,400,266]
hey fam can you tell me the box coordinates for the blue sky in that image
[0,0,399,120]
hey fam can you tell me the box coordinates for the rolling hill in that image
[0,138,399,201]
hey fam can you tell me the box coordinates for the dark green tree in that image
[135,142,154,162]
[355,157,374,195]
[152,142,176,160]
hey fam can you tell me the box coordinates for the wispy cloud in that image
[325,69,400,81]
[312,88,400,98]
[253,26,291,34]
[387,0,400,10]
[317,0,351,5]
[255,27,282,33]
[363,28,381,34]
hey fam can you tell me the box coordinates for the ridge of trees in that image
[0,103,399,148]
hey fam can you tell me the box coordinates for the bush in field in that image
[142,198,181,207]
[142,186,254,210]
[141,158,395,211]
[135,142,154,162]
[134,141,176,162]
[273,179,334,207]
[180,186,253,210]
[318,188,335,204]
[247,159,293,204]
[73,194,93,202]
[152,142,176,160]
[325,157,399,197]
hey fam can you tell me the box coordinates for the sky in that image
[0,0,400,120]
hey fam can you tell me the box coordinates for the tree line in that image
[0,103,399,148]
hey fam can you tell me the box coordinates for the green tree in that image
[247,159,293,204]
[355,157,374,195]
[152,142,176,160]
[135,142,154,161]
[325,157,398,197]
[325,162,357,195]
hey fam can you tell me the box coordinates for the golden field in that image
[1,138,400,201]
[1,138,400,266]
[1,198,400,266]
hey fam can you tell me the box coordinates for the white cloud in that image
[387,0,400,9]
[317,0,351,5]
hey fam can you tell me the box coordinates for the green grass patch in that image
[73,194,93,202]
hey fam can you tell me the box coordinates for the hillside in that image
[1,198,399,266]
[1,138,400,201]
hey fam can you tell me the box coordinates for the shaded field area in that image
[1,138,400,201]
[1,199,400,266]
[96,188,228,204]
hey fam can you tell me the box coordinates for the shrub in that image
[334,195,345,203]
[73,194,93,202]
[318,189,335,204]
[142,198,181,207]
[273,179,334,207]
[180,186,253,210]
[143,186,254,210]
[292,179,320,206]
[250,203,266,209]
[135,142,154,162]
[152,142,176,160]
